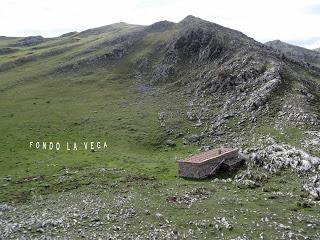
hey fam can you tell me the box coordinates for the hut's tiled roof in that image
[178,148,237,164]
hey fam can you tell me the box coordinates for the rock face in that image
[265,40,320,66]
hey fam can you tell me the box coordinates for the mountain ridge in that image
[0,17,319,133]
[265,39,320,67]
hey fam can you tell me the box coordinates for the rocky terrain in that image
[265,40,320,67]
[0,16,319,239]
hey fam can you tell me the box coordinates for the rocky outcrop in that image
[0,47,18,55]
[173,28,225,60]
[249,142,320,173]
[245,64,282,110]
[13,36,44,47]
[235,138,320,199]
[304,175,320,200]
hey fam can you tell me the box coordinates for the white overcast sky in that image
[1,0,320,49]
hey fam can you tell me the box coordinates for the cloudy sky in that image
[1,0,320,49]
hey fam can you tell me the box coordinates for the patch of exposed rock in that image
[235,137,320,199]
[304,175,320,200]
[0,55,37,72]
[0,47,18,55]
[13,36,44,47]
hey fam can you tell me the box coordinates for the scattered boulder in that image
[187,134,201,143]
[166,139,176,147]
[166,187,212,207]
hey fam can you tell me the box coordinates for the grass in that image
[0,49,197,202]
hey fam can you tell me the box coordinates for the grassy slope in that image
[0,29,197,200]
[0,28,319,239]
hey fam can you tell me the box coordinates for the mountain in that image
[315,47,320,53]
[265,40,320,67]
[0,16,320,239]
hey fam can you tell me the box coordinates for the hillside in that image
[265,40,320,67]
[0,16,320,239]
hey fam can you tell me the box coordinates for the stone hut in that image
[178,147,241,179]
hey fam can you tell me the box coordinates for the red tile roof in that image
[178,148,237,164]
